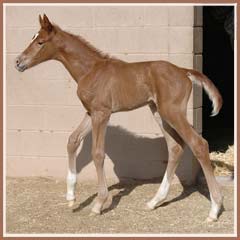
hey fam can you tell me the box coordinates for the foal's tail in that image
[185,69,223,117]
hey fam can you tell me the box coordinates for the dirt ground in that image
[6,177,234,234]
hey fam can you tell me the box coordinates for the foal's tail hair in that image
[185,69,223,117]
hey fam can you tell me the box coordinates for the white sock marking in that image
[66,170,77,201]
[209,194,221,219]
[147,172,170,209]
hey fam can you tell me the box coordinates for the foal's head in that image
[15,14,57,72]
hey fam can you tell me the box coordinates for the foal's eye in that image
[38,42,44,45]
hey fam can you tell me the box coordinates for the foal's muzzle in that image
[15,56,28,72]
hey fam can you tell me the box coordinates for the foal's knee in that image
[67,133,82,154]
[167,142,184,165]
[92,150,105,166]
[192,137,209,161]
[171,144,184,158]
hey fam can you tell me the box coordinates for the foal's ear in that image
[39,14,53,33]
[39,14,43,27]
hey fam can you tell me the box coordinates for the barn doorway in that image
[202,6,234,151]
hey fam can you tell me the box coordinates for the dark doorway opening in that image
[202,6,234,151]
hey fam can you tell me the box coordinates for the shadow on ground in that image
[71,125,231,218]
[72,179,212,215]
[6,177,234,234]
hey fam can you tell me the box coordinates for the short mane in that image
[54,24,110,60]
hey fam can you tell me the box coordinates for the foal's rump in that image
[148,61,193,112]
[148,61,222,117]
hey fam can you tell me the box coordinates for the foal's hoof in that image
[68,199,76,208]
[89,209,101,216]
[206,216,217,223]
[146,201,156,211]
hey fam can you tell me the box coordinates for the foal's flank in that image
[16,14,223,222]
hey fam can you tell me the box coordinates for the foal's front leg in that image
[91,110,110,215]
[66,113,92,207]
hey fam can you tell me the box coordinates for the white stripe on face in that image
[31,33,39,43]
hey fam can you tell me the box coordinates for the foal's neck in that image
[54,27,107,82]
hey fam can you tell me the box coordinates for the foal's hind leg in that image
[159,108,223,221]
[147,103,185,210]
[66,112,92,207]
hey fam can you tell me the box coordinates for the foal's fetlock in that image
[104,193,113,209]
[66,170,77,207]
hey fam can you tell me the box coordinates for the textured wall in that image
[5,5,202,184]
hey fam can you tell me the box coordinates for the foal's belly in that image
[111,95,151,112]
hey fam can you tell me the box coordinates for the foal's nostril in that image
[15,58,20,66]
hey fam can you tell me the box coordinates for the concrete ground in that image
[6,177,234,234]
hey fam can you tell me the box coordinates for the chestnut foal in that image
[16,14,223,221]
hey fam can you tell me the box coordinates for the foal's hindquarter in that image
[69,60,223,221]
